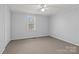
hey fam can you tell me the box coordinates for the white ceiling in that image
[9,4,79,16]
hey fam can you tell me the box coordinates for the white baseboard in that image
[50,35,79,46]
[1,40,11,54]
[12,35,49,40]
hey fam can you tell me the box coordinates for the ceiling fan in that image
[39,4,48,12]
[39,4,61,12]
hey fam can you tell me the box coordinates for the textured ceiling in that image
[9,4,79,16]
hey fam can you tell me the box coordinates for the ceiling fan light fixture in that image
[41,8,45,12]
[40,4,46,12]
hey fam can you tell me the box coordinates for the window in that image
[26,16,36,31]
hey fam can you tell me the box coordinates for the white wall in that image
[0,5,11,54]
[4,5,11,49]
[50,7,79,46]
[11,12,49,40]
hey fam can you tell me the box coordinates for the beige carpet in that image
[3,36,79,54]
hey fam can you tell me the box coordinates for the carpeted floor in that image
[3,36,79,54]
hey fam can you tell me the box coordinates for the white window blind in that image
[26,16,36,31]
